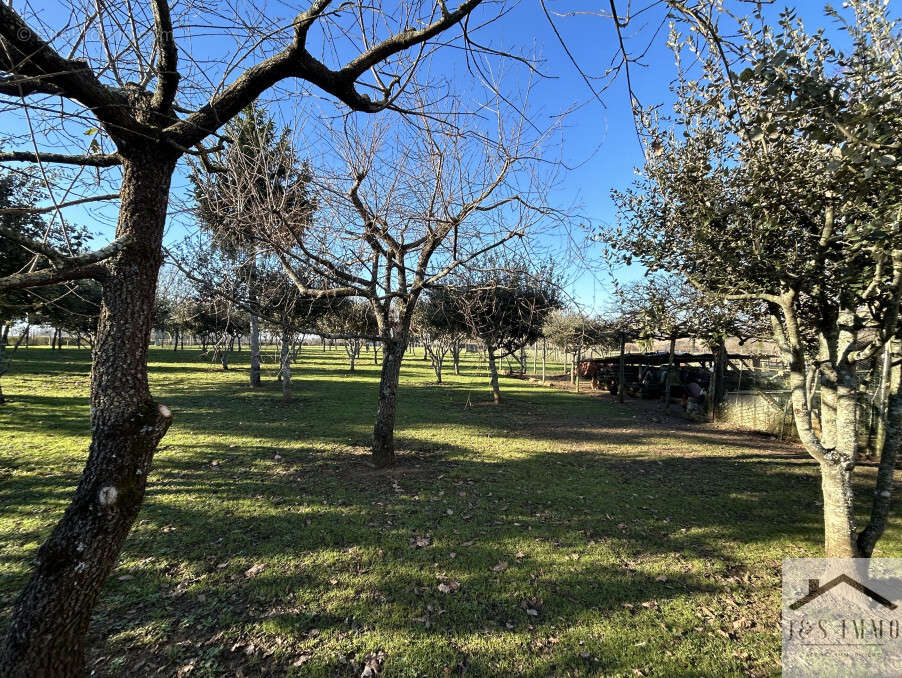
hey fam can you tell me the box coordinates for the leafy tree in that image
[449,261,561,403]
[608,0,902,557]
[413,288,469,383]
[318,300,379,372]
[190,105,311,386]
[543,311,613,384]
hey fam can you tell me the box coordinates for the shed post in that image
[618,332,626,403]
[663,335,676,411]
[541,338,546,384]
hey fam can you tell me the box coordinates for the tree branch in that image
[0,150,121,166]
[166,0,484,148]
[0,4,147,141]
[0,234,133,291]
[0,192,119,215]
[150,0,180,113]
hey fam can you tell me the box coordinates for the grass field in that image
[1,346,899,677]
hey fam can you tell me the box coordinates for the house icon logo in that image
[789,574,898,611]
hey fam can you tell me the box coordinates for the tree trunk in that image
[249,313,261,387]
[820,460,859,558]
[487,349,501,404]
[452,339,461,375]
[1,153,176,677]
[372,337,407,467]
[575,347,582,393]
[280,329,292,402]
[347,341,358,372]
[11,324,29,352]
[431,349,443,384]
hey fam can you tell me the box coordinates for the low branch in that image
[0,151,121,167]
[0,234,133,291]
[0,193,119,215]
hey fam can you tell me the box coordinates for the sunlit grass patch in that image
[0,346,898,676]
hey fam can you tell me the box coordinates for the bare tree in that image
[0,1,504,672]
[192,95,560,466]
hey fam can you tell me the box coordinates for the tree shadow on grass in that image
[62,442,809,676]
[1,348,895,676]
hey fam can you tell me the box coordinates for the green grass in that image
[0,346,899,677]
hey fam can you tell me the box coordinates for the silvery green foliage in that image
[610,0,902,322]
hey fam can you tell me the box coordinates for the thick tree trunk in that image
[487,349,501,404]
[280,329,292,402]
[372,337,407,467]
[820,461,859,558]
[0,154,176,677]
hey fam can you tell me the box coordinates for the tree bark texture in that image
[1,154,176,676]
[487,349,501,404]
[372,337,407,467]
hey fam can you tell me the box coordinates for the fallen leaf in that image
[245,563,265,578]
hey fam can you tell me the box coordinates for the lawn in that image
[0,346,899,677]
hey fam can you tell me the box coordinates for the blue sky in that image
[4,0,857,310]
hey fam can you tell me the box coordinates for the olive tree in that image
[413,288,469,383]
[448,261,561,403]
[542,310,611,384]
[608,0,902,557]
